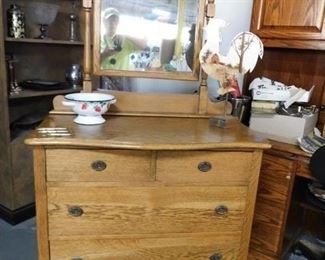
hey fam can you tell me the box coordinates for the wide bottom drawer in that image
[48,185,247,238]
[50,233,241,259]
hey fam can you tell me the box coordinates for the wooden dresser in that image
[26,115,270,260]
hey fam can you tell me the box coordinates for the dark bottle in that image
[7,4,25,38]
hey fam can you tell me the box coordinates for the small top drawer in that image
[46,149,153,182]
[157,151,254,185]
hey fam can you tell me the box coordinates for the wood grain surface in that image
[50,233,240,259]
[25,115,271,150]
[47,186,247,238]
[248,248,277,260]
[157,151,253,185]
[52,90,233,116]
[251,0,325,41]
[250,153,295,257]
[33,147,50,260]
[46,149,153,182]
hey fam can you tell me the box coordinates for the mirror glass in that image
[93,0,204,81]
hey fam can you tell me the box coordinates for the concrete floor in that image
[0,218,37,260]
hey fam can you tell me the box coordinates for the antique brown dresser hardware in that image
[91,160,107,171]
[215,205,228,216]
[209,253,222,260]
[68,206,84,217]
[198,161,212,172]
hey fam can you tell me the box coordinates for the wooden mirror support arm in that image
[198,0,215,114]
[206,0,215,21]
[83,0,92,92]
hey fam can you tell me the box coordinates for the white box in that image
[249,77,314,102]
[249,113,318,144]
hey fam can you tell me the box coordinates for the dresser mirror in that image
[93,0,205,81]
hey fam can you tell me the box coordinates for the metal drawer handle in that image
[91,160,107,171]
[68,206,84,217]
[71,258,83,260]
[210,253,222,260]
[198,161,212,172]
[215,205,228,215]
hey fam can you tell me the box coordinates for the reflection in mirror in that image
[94,0,203,80]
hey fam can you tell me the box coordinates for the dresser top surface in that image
[25,115,271,150]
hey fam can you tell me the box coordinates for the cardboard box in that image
[249,113,318,144]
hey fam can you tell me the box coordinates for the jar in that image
[7,4,25,38]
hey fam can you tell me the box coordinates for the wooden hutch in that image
[247,0,325,259]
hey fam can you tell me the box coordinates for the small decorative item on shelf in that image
[7,4,25,38]
[68,0,80,41]
[199,18,264,128]
[66,64,83,88]
[5,54,22,95]
[26,1,60,39]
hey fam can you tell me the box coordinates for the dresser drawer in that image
[157,151,253,185]
[46,149,153,182]
[48,186,247,238]
[50,234,240,259]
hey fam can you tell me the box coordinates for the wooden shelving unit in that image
[0,0,85,224]
[5,37,84,46]
[299,201,325,214]
[8,87,81,100]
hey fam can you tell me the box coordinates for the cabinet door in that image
[251,0,325,47]
[249,153,295,258]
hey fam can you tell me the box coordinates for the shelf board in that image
[299,201,325,215]
[5,37,84,46]
[9,87,81,100]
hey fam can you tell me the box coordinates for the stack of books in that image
[251,100,279,114]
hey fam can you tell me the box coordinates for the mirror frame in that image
[92,0,205,81]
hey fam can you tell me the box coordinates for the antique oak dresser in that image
[25,1,271,259]
[26,115,270,259]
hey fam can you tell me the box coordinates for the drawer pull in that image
[210,253,222,260]
[215,205,228,215]
[71,258,83,260]
[198,161,212,172]
[68,206,84,217]
[91,160,107,171]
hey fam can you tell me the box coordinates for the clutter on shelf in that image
[248,77,318,145]
[297,128,325,154]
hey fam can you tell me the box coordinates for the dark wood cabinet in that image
[250,151,296,259]
[251,0,325,49]
[249,142,316,259]
[0,0,83,224]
